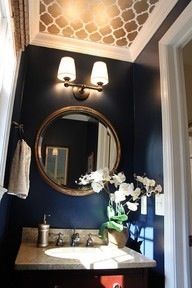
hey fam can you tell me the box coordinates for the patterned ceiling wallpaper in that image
[39,0,160,48]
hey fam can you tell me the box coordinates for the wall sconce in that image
[57,57,109,100]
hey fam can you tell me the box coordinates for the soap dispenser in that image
[37,214,50,247]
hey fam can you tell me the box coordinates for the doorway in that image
[159,1,192,287]
[182,40,192,288]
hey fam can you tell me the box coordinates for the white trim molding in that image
[29,31,132,62]
[28,0,177,63]
[159,2,192,287]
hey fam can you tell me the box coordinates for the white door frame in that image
[159,2,192,288]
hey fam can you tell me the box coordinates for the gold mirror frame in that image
[35,106,121,196]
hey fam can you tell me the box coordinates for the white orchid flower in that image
[110,172,126,187]
[136,175,156,187]
[78,175,90,185]
[136,175,145,183]
[143,177,156,187]
[117,182,134,197]
[91,181,104,193]
[155,184,162,193]
[127,183,134,196]
[114,189,126,203]
[131,187,141,201]
[126,201,139,211]
[118,183,130,195]
[91,169,105,182]
[77,170,162,223]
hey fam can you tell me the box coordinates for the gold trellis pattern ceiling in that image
[39,0,160,48]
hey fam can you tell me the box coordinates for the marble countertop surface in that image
[15,227,156,271]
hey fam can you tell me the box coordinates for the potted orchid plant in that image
[77,168,162,242]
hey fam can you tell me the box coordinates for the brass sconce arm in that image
[64,79,103,92]
[63,79,103,100]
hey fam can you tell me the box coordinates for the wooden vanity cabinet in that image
[15,268,149,288]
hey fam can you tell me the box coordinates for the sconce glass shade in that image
[91,61,109,86]
[57,57,76,81]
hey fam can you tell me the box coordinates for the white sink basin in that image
[45,246,102,259]
[44,246,134,269]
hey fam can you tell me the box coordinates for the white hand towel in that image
[8,139,31,199]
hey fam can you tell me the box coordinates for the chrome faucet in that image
[56,232,64,246]
[86,233,93,247]
[71,231,80,247]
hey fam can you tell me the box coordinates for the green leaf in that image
[107,205,115,219]
[110,214,128,222]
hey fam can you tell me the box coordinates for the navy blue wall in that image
[9,45,133,229]
[133,58,164,287]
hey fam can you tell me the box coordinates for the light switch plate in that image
[141,195,147,215]
[155,194,164,216]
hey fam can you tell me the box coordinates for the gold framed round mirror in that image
[35,106,121,196]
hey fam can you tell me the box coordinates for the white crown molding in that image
[28,0,177,63]
[30,32,132,62]
[130,0,178,61]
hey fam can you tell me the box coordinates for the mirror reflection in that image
[35,106,121,196]
[45,146,69,186]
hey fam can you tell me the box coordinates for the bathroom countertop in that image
[15,242,156,270]
[15,227,156,271]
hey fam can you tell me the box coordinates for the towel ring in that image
[12,121,24,139]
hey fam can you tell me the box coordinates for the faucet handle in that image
[56,232,64,246]
[71,231,80,246]
[86,233,93,247]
